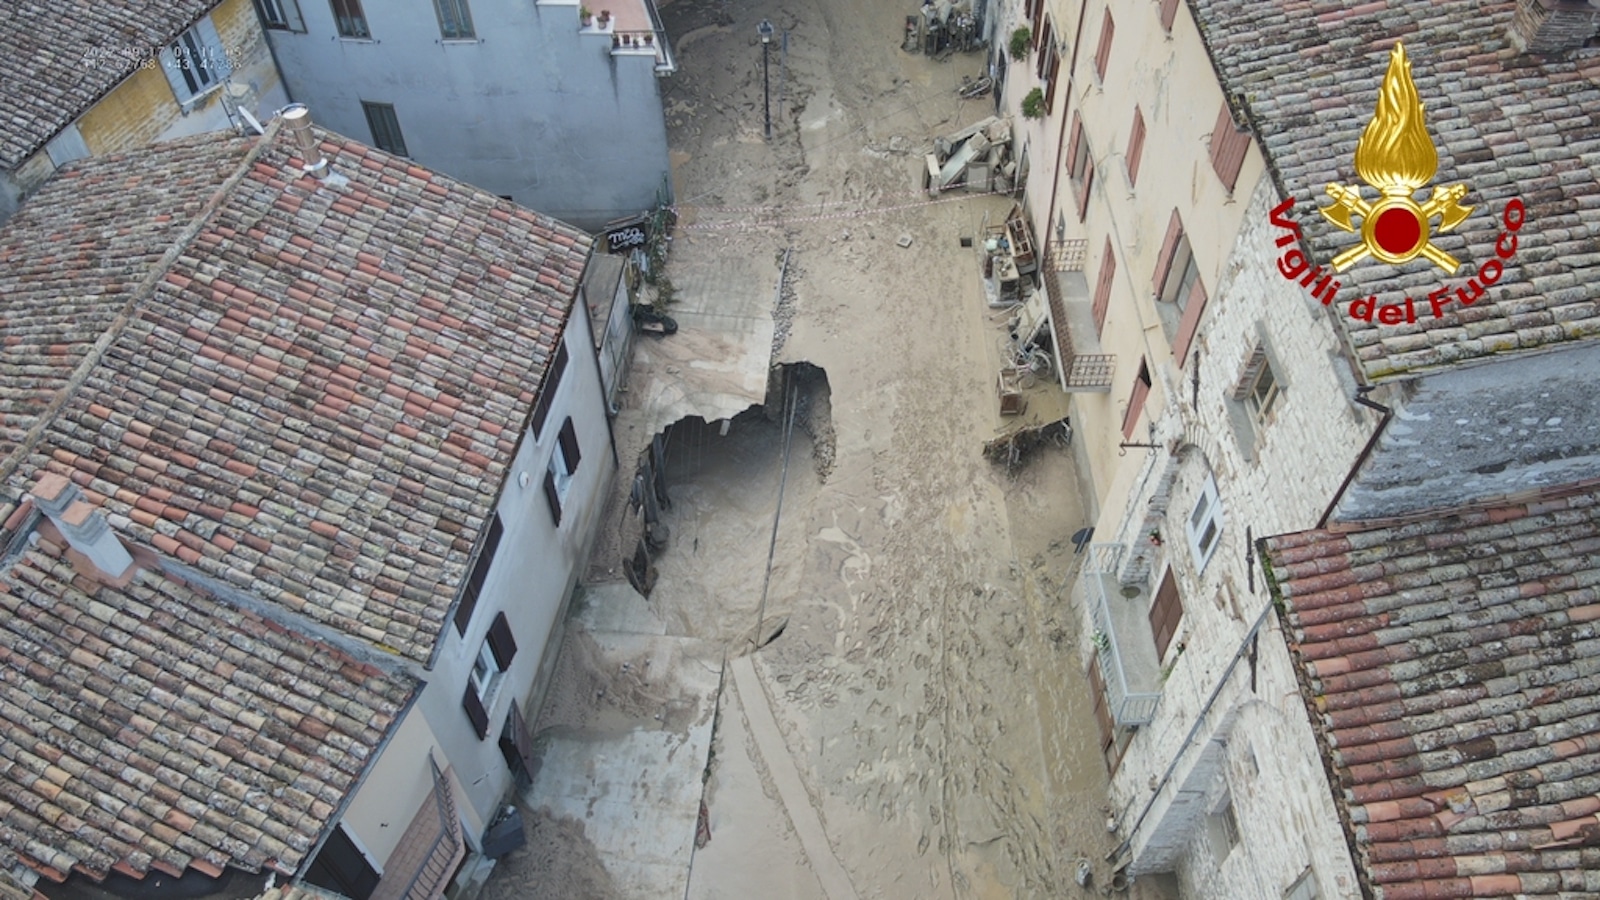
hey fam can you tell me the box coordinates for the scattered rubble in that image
[924,116,1015,196]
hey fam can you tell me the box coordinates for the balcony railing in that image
[1043,238,1115,392]
[1084,543,1162,726]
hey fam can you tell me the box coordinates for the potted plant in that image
[643,33,654,45]
[580,5,592,25]
[1021,87,1046,119]
[1010,27,1031,61]
[598,9,612,26]
[1148,527,1163,547]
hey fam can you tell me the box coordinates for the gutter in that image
[1316,386,1391,528]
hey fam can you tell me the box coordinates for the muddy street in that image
[497,0,1166,896]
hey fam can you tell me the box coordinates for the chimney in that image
[31,473,134,579]
[280,103,329,175]
[1510,0,1600,53]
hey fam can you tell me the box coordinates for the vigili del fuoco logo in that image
[1269,42,1526,325]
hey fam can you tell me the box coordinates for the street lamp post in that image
[758,19,774,140]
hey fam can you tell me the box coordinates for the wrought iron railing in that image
[1043,238,1115,391]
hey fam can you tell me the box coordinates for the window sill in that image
[176,81,227,116]
[439,38,482,44]
[336,36,379,44]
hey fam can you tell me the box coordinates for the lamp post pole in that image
[759,19,774,140]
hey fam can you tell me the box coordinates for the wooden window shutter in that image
[531,344,569,438]
[558,418,581,472]
[1077,155,1095,221]
[1172,276,1209,364]
[1152,210,1183,292]
[1210,102,1250,193]
[1045,45,1061,109]
[462,682,489,739]
[543,469,562,525]
[1094,12,1114,80]
[1066,116,1083,178]
[1121,360,1151,440]
[487,611,518,669]
[1160,0,1181,31]
[1092,240,1116,335]
[1149,570,1184,659]
[454,515,503,635]
[1036,20,1052,77]
[1127,107,1146,187]
[1028,0,1044,24]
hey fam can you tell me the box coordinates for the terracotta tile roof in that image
[0,0,224,168]
[1262,487,1600,900]
[0,123,590,664]
[1193,0,1600,381]
[0,508,419,885]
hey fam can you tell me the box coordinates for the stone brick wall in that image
[1094,178,1371,895]
[1510,0,1600,53]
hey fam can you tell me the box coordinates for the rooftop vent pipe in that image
[281,103,329,175]
[31,473,134,579]
[1509,0,1600,52]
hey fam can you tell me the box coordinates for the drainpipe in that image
[1316,386,1391,528]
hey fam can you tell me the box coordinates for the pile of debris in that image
[924,116,1015,197]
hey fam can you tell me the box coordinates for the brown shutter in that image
[532,344,569,438]
[463,682,489,739]
[558,418,581,472]
[1045,45,1061,109]
[1077,155,1095,221]
[487,611,518,669]
[1036,20,1052,77]
[1092,240,1116,335]
[1121,360,1151,440]
[543,469,562,525]
[1160,0,1181,31]
[1127,107,1146,187]
[1149,570,1184,659]
[1094,12,1114,80]
[1152,210,1183,292]
[1065,116,1082,178]
[1210,102,1250,192]
[1172,275,1209,364]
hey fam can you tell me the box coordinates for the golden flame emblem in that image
[1320,43,1472,274]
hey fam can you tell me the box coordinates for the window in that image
[434,0,475,39]
[1186,472,1223,571]
[362,102,409,156]
[1094,11,1114,81]
[1210,101,1251,192]
[331,0,371,39]
[1039,24,1061,110]
[1121,359,1151,440]
[1285,869,1320,900]
[1027,0,1044,24]
[1205,795,1241,865]
[254,0,306,31]
[1092,240,1115,336]
[1149,569,1182,660]
[1067,115,1093,221]
[543,418,582,525]
[1126,106,1146,187]
[462,612,518,739]
[305,824,380,900]
[1153,211,1208,363]
[1160,0,1181,32]
[531,343,570,438]
[1245,358,1279,427]
[160,20,231,105]
[453,514,502,635]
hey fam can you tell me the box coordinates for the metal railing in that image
[1043,238,1115,391]
[1085,543,1161,726]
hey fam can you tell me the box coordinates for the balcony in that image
[1042,239,1115,392]
[575,0,676,73]
[1083,543,1162,726]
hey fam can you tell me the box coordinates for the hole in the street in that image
[614,364,832,649]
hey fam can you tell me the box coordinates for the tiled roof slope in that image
[1192,0,1600,380]
[0,126,591,663]
[0,0,223,168]
[0,509,418,884]
[1263,488,1600,900]
[0,141,244,446]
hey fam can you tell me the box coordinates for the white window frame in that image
[1245,359,1281,429]
[160,19,232,109]
[1186,472,1223,572]
[434,0,476,40]
[1284,869,1319,900]
[1205,794,1240,865]
[255,0,306,31]
[549,433,576,502]
[470,639,502,702]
